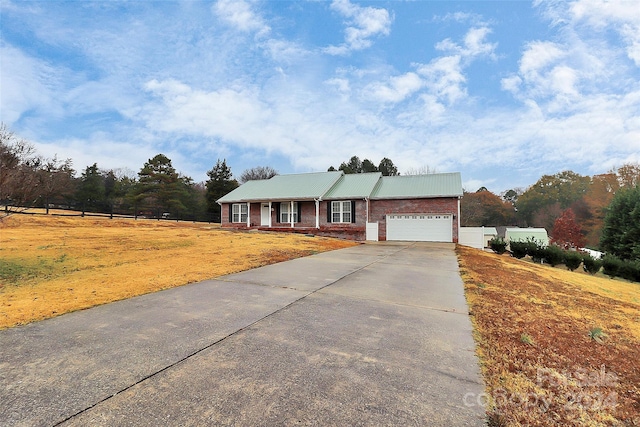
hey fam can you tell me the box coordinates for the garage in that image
[386,214,453,242]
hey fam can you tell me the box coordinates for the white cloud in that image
[518,41,565,80]
[325,77,351,96]
[548,65,578,95]
[502,40,584,107]
[502,0,639,119]
[5,0,640,193]
[436,26,496,58]
[324,0,393,55]
[0,44,57,123]
[32,134,156,176]
[434,11,490,27]
[501,75,522,94]
[463,27,497,57]
[416,55,466,104]
[540,0,640,66]
[408,26,497,105]
[358,25,496,108]
[263,39,310,64]
[143,79,270,143]
[620,23,640,65]
[365,72,423,103]
[213,0,270,36]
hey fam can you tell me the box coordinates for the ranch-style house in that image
[217,171,463,242]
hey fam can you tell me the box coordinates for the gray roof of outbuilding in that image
[323,172,382,199]
[370,172,463,199]
[217,171,343,203]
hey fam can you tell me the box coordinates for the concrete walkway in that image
[0,242,486,426]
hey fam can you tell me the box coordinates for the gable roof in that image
[217,171,342,203]
[370,172,463,199]
[323,172,382,199]
[217,171,463,203]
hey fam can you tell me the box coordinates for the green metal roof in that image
[217,171,342,203]
[370,172,463,199]
[323,172,382,199]
[217,171,463,203]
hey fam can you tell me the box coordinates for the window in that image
[331,201,352,223]
[232,203,248,223]
[280,202,298,223]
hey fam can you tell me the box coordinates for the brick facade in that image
[369,197,459,242]
[221,197,459,242]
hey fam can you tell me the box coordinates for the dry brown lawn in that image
[0,214,357,329]
[457,245,640,426]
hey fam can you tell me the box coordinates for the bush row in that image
[488,237,604,275]
[601,255,640,282]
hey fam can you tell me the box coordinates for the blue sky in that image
[1,0,639,193]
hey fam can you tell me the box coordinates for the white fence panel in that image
[459,227,485,249]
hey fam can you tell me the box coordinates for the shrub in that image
[489,237,508,254]
[530,242,546,263]
[582,254,603,275]
[542,244,564,266]
[589,327,608,344]
[618,260,640,283]
[510,238,547,262]
[520,333,535,346]
[509,240,528,259]
[563,250,583,271]
[602,255,623,278]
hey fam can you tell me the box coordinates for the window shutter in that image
[327,202,332,223]
[351,200,356,223]
[276,203,281,223]
[228,204,232,222]
[297,202,302,223]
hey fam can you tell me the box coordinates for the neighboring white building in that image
[459,227,498,249]
[581,248,604,259]
[505,227,549,247]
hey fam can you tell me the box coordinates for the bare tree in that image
[0,123,42,210]
[239,166,278,183]
[404,165,438,175]
[37,155,76,213]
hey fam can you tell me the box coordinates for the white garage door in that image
[386,214,453,242]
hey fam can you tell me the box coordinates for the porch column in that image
[290,200,294,228]
[365,197,370,223]
[457,197,461,243]
[268,201,272,227]
[315,199,320,229]
[246,202,251,227]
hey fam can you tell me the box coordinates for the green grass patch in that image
[0,257,70,285]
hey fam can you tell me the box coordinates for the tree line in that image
[3,123,638,256]
[0,125,240,222]
[461,166,640,255]
[0,124,404,222]
[0,125,400,223]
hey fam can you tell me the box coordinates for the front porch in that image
[222,223,366,241]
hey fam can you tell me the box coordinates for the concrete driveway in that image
[0,242,486,426]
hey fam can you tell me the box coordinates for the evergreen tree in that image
[600,186,640,261]
[205,159,239,222]
[378,157,398,176]
[76,163,106,211]
[135,154,191,216]
[361,159,378,173]
[339,156,362,174]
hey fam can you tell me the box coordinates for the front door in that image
[261,204,270,226]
